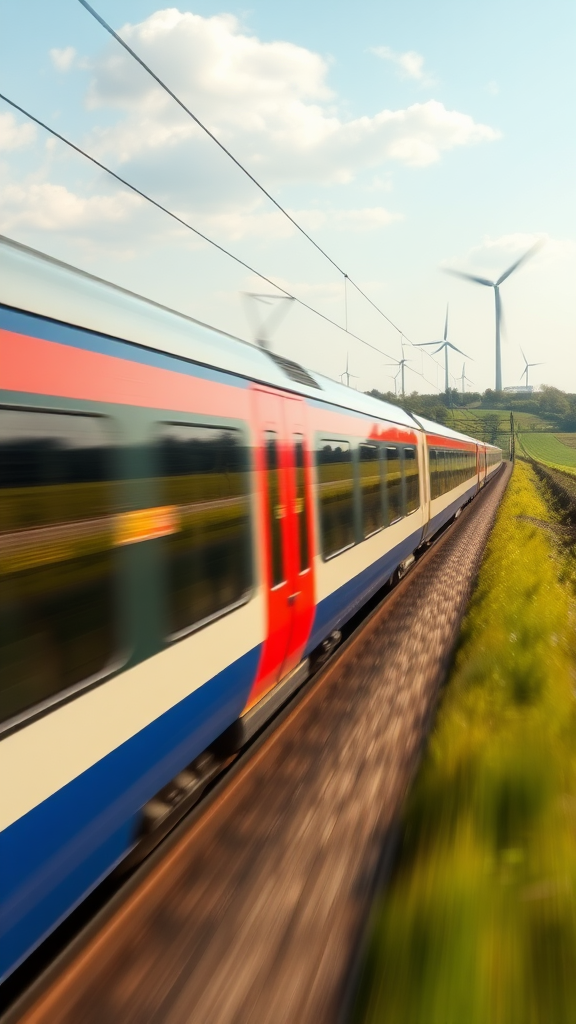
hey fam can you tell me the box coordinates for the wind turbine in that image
[519,347,544,387]
[340,353,359,388]
[458,362,475,395]
[388,368,401,397]
[444,242,542,391]
[413,305,469,394]
[385,356,410,398]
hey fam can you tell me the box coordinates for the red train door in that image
[246,386,315,710]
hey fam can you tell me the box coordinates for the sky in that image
[1,0,574,396]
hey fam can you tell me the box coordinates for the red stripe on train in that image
[0,329,248,418]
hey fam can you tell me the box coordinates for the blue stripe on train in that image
[0,644,260,984]
[305,524,423,654]
[0,304,247,389]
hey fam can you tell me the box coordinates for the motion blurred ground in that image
[356,461,576,1024]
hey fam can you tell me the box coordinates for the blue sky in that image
[1,0,574,394]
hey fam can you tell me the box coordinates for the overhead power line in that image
[0,92,401,361]
[77,0,411,342]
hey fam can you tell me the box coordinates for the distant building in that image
[503,385,534,395]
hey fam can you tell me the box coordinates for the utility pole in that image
[510,412,515,462]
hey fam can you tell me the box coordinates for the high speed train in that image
[0,235,502,983]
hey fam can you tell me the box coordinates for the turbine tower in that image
[388,368,401,396]
[444,242,542,392]
[340,353,359,388]
[413,305,469,394]
[385,356,410,398]
[520,347,544,387]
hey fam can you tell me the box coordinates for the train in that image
[0,234,502,983]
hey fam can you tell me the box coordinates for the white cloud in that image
[300,206,402,232]
[50,46,77,71]
[81,9,497,188]
[0,181,141,232]
[0,10,498,253]
[0,112,36,152]
[0,173,400,246]
[371,45,433,84]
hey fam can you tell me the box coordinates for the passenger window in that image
[0,409,118,725]
[317,440,354,558]
[429,448,438,500]
[359,444,383,538]
[404,447,420,513]
[158,424,252,638]
[294,436,309,573]
[264,433,284,587]
[447,451,454,491]
[385,446,403,523]
[430,448,435,497]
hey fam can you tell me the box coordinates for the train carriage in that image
[0,235,502,982]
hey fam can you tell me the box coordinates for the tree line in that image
[366,386,576,432]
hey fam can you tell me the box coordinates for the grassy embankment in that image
[356,461,576,1024]
[518,433,576,478]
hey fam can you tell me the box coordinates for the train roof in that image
[411,414,500,450]
[0,235,498,451]
[0,234,418,430]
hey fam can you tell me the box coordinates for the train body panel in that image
[0,643,261,980]
[0,235,503,983]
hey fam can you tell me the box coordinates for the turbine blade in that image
[520,346,527,364]
[447,342,471,358]
[496,240,543,286]
[444,303,449,341]
[444,268,494,287]
[412,340,443,347]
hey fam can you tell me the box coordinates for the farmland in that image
[518,433,576,472]
[556,434,576,449]
[448,409,554,433]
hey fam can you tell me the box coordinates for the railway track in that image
[1,463,511,1024]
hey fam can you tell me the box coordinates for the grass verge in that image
[355,461,576,1024]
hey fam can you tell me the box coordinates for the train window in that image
[0,408,118,725]
[294,436,310,573]
[264,433,284,587]
[158,424,252,638]
[316,440,354,558]
[429,448,438,500]
[359,444,383,538]
[447,451,455,491]
[385,446,403,523]
[404,447,420,514]
[437,449,446,496]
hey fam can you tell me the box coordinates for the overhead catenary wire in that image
[0,92,399,362]
[77,0,412,343]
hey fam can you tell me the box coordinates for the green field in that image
[518,433,576,472]
[356,462,576,1024]
[556,433,576,449]
[448,409,554,432]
